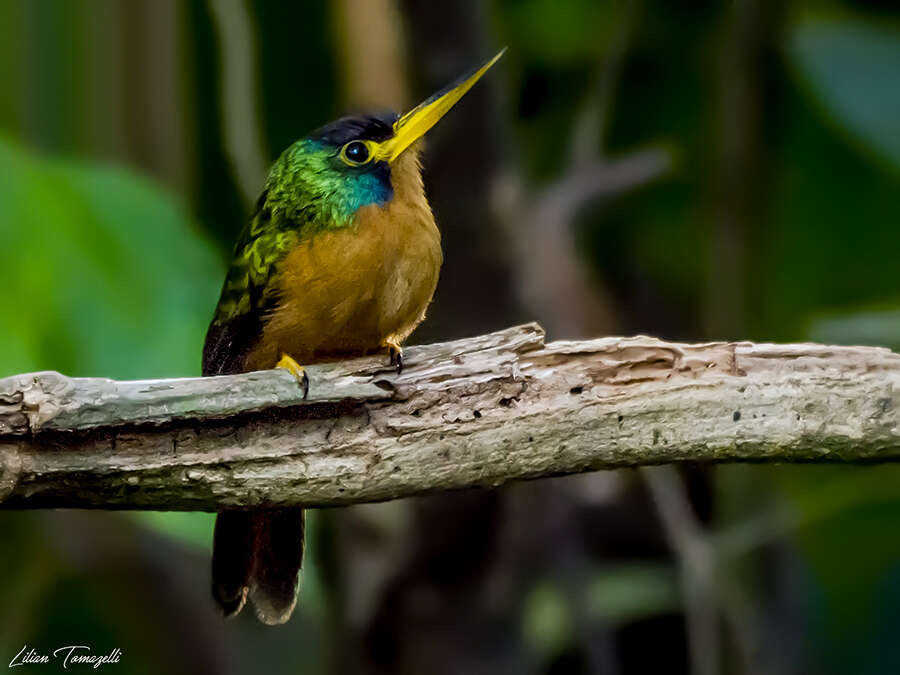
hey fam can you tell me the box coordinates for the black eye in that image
[342,140,370,165]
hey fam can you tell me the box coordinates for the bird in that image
[202,49,505,624]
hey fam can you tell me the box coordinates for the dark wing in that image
[206,193,308,626]
[202,312,266,376]
[202,192,299,376]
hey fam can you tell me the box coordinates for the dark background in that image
[1,1,900,673]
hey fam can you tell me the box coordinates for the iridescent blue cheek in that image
[344,163,393,215]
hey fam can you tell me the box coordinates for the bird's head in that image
[263,49,505,229]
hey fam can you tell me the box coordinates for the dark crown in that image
[308,112,398,147]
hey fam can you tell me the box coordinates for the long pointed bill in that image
[377,48,506,163]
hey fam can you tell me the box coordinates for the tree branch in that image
[1,323,899,511]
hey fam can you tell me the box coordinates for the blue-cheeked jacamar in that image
[202,50,504,624]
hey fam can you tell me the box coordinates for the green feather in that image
[210,138,392,326]
[212,208,298,325]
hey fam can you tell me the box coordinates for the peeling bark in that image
[1,323,898,511]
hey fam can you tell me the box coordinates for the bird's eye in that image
[341,140,371,166]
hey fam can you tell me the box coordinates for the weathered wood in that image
[1,322,898,511]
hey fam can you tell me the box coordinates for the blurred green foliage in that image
[0,136,221,379]
[502,0,623,64]
[1,0,900,673]
[790,12,900,173]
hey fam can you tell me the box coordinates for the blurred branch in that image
[494,0,669,337]
[704,0,772,338]
[121,0,192,196]
[642,465,720,675]
[569,0,643,165]
[533,148,670,224]
[2,323,900,510]
[332,0,409,109]
[643,466,761,675]
[494,148,671,336]
[207,0,268,204]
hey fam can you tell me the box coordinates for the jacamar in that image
[202,50,504,624]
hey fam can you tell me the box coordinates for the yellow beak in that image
[377,48,506,163]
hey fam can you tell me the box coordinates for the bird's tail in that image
[212,508,305,625]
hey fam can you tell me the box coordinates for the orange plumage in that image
[202,50,503,625]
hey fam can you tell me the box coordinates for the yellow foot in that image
[385,339,403,375]
[276,353,309,399]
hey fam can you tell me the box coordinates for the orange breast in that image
[244,150,442,370]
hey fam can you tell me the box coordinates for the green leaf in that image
[807,307,900,351]
[0,135,223,380]
[586,562,679,624]
[771,464,900,673]
[522,563,679,659]
[522,581,572,658]
[788,13,900,172]
[129,512,215,551]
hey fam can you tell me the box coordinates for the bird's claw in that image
[389,345,403,374]
[276,353,309,399]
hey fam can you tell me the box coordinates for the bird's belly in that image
[246,202,442,368]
